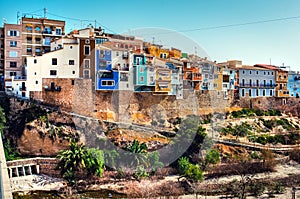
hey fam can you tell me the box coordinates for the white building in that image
[21,37,79,98]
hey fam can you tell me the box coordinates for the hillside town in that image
[0,13,300,199]
[0,16,300,103]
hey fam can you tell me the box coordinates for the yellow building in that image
[144,43,169,59]
[169,47,181,59]
[275,69,289,97]
[213,64,224,91]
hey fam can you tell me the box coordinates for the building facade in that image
[21,17,65,62]
[288,71,300,97]
[238,66,276,98]
[4,23,23,90]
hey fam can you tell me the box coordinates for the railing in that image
[239,83,277,88]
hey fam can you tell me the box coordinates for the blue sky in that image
[1,0,300,70]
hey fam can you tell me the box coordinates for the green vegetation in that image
[230,109,282,118]
[221,122,252,139]
[203,149,220,170]
[249,132,300,145]
[56,140,104,184]
[178,157,203,182]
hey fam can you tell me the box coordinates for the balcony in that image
[239,83,277,88]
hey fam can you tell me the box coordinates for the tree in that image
[177,157,203,182]
[203,149,220,171]
[56,140,104,184]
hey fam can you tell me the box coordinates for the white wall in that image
[26,43,79,97]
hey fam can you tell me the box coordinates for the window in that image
[84,59,90,68]
[9,51,18,57]
[72,71,75,74]
[102,80,114,86]
[214,83,218,88]
[71,80,75,85]
[242,89,245,97]
[99,60,106,69]
[10,41,17,47]
[27,48,32,53]
[69,60,75,65]
[50,70,57,76]
[242,70,245,74]
[280,84,283,89]
[270,90,273,96]
[256,71,259,75]
[27,37,32,43]
[120,73,128,81]
[85,39,90,44]
[140,67,144,72]
[250,71,252,75]
[55,28,62,35]
[84,45,90,55]
[100,50,104,58]
[249,89,252,97]
[140,76,144,82]
[249,79,252,86]
[264,72,266,75]
[116,51,119,56]
[52,58,57,65]
[35,81,38,84]
[35,26,41,32]
[10,72,17,76]
[10,62,17,67]
[242,79,245,86]
[35,48,41,53]
[256,80,259,87]
[263,90,266,96]
[256,89,259,96]
[34,59,37,64]
[7,30,19,36]
[26,26,32,31]
[83,69,90,78]
[35,38,41,43]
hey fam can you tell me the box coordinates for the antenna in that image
[43,8,47,18]
[17,11,20,24]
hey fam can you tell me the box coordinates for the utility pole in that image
[94,20,96,29]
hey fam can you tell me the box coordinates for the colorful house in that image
[96,47,119,90]
[255,64,289,98]
[133,54,155,92]
[288,71,300,97]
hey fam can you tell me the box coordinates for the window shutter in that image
[7,31,10,36]
[16,31,20,36]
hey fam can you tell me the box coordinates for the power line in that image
[47,12,116,34]
[133,15,300,37]
[179,15,300,32]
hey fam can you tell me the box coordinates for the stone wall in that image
[239,96,300,117]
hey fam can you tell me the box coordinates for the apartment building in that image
[4,23,23,90]
[21,17,65,63]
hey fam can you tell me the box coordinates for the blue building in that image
[96,48,119,90]
[288,71,300,97]
[238,66,276,98]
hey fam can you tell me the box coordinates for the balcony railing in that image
[239,83,277,88]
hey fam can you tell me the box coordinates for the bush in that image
[177,157,203,182]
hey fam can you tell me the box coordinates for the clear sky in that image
[1,0,300,70]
